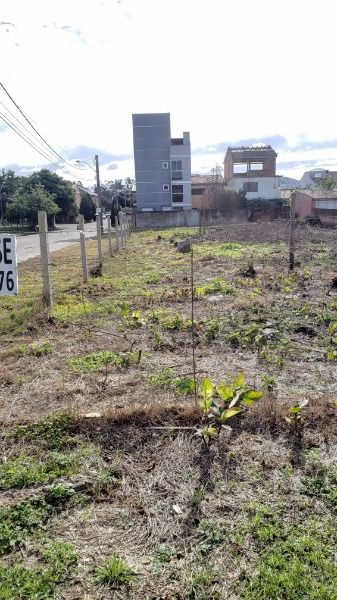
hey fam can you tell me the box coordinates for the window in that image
[162,161,169,169]
[192,187,206,195]
[233,163,248,174]
[172,184,183,203]
[250,162,263,171]
[171,138,183,145]
[171,159,183,180]
[314,200,337,209]
[243,182,258,193]
[163,184,170,191]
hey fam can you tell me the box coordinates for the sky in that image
[1,0,337,186]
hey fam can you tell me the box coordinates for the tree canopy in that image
[6,185,60,228]
[79,193,96,222]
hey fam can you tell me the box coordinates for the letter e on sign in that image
[0,235,18,295]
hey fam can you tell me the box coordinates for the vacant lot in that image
[1,222,337,599]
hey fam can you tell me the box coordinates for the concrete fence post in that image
[115,216,121,250]
[38,210,53,308]
[107,215,113,257]
[96,214,103,265]
[78,214,88,283]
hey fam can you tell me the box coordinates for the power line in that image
[0,111,94,182]
[0,80,95,174]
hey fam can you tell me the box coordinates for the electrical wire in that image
[0,81,95,173]
[0,111,95,182]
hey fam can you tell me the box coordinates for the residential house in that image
[300,169,337,188]
[191,174,224,209]
[294,188,337,225]
[73,182,97,208]
[224,145,280,200]
[132,113,191,212]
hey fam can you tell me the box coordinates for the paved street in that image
[17,222,98,263]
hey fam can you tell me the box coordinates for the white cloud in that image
[0,0,336,183]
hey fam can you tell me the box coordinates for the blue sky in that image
[1,0,337,184]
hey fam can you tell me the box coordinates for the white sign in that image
[0,235,18,295]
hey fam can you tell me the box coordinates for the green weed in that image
[0,485,73,555]
[198,520,225,554]
[195,277,234,297]
[15,411,73,449]
[147,367,195,396]
[0,452,77,490]
[69,349,140,373]
[186,567,220,599]
[30,341,52,356]
[94,554,137,589]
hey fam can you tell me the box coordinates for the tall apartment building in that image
[132,113,191,211]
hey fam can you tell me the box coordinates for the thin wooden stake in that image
[289,191,295,271]
[191,247,197,403]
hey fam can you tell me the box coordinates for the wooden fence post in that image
[107,215,113,257]
[96,214,103,265]
[38,210,53,308]
[78,214,88,283]
[289,191,295,271]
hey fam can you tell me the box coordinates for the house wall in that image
[133,113,171,211]
[227,176,280,199]
[294,191,313,217]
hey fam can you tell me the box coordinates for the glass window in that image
[163,184,170,191]
[171,160,183,180]
[172,184,183,203]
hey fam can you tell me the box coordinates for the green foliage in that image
[195,277,234,298]
[15,411,72,449]
[94,554,137,589]
[30,340,52,356]
[0,486,73,555]
[197,373,263,445]
[186,567,220,599]
[79,192,96,221]
[148,308,192,330]
[0,452,77,490]
[69,349,140,373]
[242,530,337,599]
[6,185,60,228]
[198,520,225,554]
[190,485,205,508]
[303,471,337,512]
[27,169,78,223]
[259,373,277,393]
[0,541,77,599]
[147,367,195,396]
[285,399,308,444]
[91,468,122,499]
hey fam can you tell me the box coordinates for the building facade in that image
[224,145,280,200]
[132,113,191,212]
[294,189,337,225]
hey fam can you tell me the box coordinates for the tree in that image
[0,169,19,225]
[211,186,247,215]
[79,193,96,222]
[6,185,60,229]
[26,170,78,222]
[317,177,336,190]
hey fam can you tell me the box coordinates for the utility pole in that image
[95,154,103,233]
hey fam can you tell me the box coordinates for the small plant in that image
[147,367,195,396]
[69,350,140,374]
[195,277,234,298]
[94,554,137,589]
[285,399,308,447]
[30,341,52,356]
[15,411,73,449]
[198,520,224,554]
[259,373,277,394]
[0,452,77,490]
[186,567,220,599]
[197,374,263,446]
[190,484,205,509]
[41,540,77,577]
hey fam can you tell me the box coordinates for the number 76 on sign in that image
[0,235,18,295]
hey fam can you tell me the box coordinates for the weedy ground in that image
[1,222,337,598]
